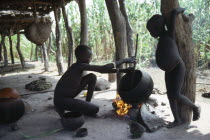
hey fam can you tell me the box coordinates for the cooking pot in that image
[0,98,25,124]
[118,70,153,104]
[61,112,85,131]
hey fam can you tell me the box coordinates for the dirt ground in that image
[0,61,210,140]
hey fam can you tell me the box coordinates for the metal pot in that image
[118,70,153,104]
[0,98,25,124]
[61,112,85,131]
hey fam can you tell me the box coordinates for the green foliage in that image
[1,0,209,68]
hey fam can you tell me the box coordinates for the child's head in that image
[75,45,92,63]
[146,14,165,38]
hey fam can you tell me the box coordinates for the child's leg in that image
[76,73,97,102]
[55,98,99,115]
[165,61,200,125]
[165,62,185,127]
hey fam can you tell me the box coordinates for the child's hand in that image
[123,67,134,73]
[124,56,137,63]
[173,7,186,15]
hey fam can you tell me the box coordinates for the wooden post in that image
[105,0,127,82]
[47,34,52,59]
[40,45,43,63]
[77,0,88,45]
[54,6,64,75]
[0,35,4,64]
[9,36,15,64]
[119,0,134,57]
[61,0,74,68]
[42,43,49,71]
[30,43,34,61]
[16,32,25,69]
[161,0,196,122]
[35,45,38,61]
[2,35,8,67]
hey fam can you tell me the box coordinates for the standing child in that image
[146,8,200,128]
[54,45,136,117]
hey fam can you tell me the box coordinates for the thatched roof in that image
[0,0,72,14]
[0,0,72,35]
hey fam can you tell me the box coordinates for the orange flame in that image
[113,94,132,115]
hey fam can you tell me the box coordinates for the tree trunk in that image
[105,0,127,83]
[0,35,4,65]
[119,0,134,57]
[35,45,38,61]
[2,35,8,67]
[30,43,33,61]
[54,7,64,75]
[40,45,43,63]
[62,0,74,68]
[42,43,49,71]
[47,34,52,59]
[161,0,196,122]
[77,0,88,45]
[0,36,3,63]
[9,36,14,64]
[16,32,25,69]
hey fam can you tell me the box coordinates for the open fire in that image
[113,94,132,115]
[113,94,143,116]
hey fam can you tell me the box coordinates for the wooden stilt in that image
[2,35,8,67]
[16,32,25,69]
[9,36,15,64]
[53,6,64,75]
[61,0,74,68]
[42,43,49,71]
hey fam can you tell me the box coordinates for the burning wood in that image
[113,94,143,116]
[113,94,132,115]
[113,94,133,115]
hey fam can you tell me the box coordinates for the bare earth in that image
[0,61,210,140]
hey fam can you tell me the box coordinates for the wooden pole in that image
[16,32,25,69]
[2,35,8,67]
[53,5,64,75]
[42,43,49,71]
[105,0,127,83]
[35,45,38,61]
[9,36,14,64]
[30,43,34,61]
[61,0,74,68]
[77,0,88,45]
[0,34,4,63]
[40,45,43,63]
[47,34,52,59]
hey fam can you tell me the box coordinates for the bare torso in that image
[156,32,181,72]
[54,62,114,98]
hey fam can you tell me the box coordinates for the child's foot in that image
[166,121,183,128]
[193,105,201,121]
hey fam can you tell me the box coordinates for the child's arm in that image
[80,57,136,73]
[168,7,185,38]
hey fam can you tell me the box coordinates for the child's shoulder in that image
[71,63,89,69]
